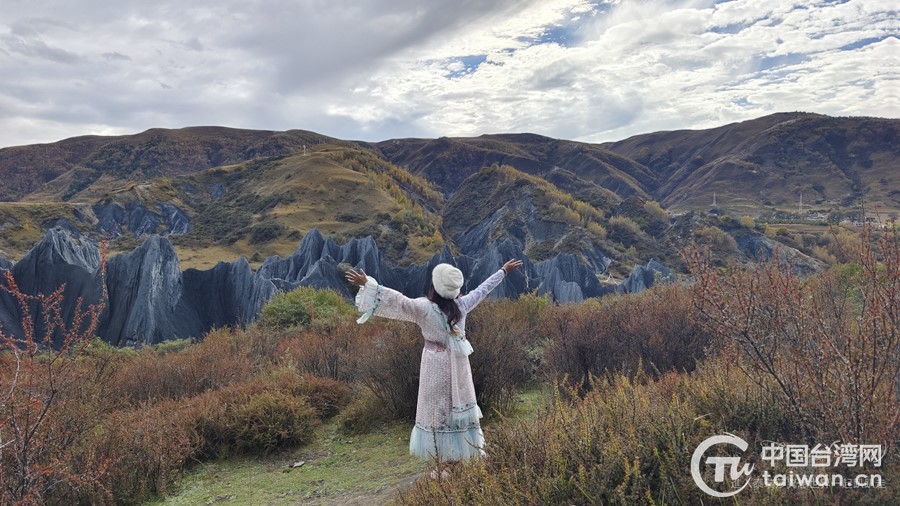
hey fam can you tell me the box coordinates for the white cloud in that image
[0,0,895,149]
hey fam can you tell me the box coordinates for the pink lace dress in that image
[354,269,506,462]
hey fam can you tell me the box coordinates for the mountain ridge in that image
[0,112,893,277]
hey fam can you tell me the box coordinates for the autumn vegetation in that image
[0,225,896,505]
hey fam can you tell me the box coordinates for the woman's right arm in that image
[348,269,422,324]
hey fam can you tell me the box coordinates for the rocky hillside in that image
[375,133,653,198]
[0,127,339,202]
[602,112,900,213]
[376,113,898,216]
[0,144,448,269]
[0,227,675,345]
[442,164,611,272]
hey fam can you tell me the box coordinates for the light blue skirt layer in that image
[409,424,485,462]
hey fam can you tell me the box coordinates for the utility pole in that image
[798,192,803,216]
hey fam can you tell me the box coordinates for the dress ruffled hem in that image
[409,425,485,461]
[448,404,483,430]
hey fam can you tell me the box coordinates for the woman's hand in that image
[501,259,524,274]
[345,268,368,286]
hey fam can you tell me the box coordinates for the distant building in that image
[806,212,827,222]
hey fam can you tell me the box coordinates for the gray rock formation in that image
[0,227,674,347]
[0,229,276,346]
[619,259,674,294]
[92,202,192,238]
[183,258,276,331]
[0,256,13,271]
[0,228,104,347]
[258,229,399,296]
[732,232,824,275]
[102,235,200,346]
[93,203,126,236]
[535,253,617,303]
[158,203,192,234]
[446,197,613,274]
[281,233,612,304]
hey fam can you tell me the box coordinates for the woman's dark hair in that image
[427,282,462,329]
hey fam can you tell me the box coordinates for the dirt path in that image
[318,472,421,506]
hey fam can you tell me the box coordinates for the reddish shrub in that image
[292,374,353,419]
[276,322,367,381]
[0,246,108,505]
[466,298,538,414]
[114,328,256,405]
[59,399,196,505]
[358,321,423,420]
[231,391,317,454]
[183,372,321,459]
[338,387,393,435]
[543,284,712,392]
[688,223,899,445]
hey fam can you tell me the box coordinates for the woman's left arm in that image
[457,260,523,313]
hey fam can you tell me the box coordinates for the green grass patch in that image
[146,386,548,505]
[146,419,420,506]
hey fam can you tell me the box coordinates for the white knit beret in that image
[432,263,464,299]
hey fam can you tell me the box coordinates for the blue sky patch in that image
[445,54,488,79]
[755,53,810,71]
[517,25,576,48]
[536,25,574,47]
[709,22,751,35]
[839,35,894,51]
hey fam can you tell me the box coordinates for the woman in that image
[345,259,523,474]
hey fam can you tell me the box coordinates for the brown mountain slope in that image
[375,133,653,200]
[1,127,339,202]
[602,112,900,213]
[0,135,113,202]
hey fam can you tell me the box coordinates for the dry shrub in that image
[695,225,739,260]
[820,226,865,263]
[237,324,285,365]
[59,399,196,505]
[467,297,542,414]
[688,223,899,446]
[54,370,326,504]
[357,320,422,420]
[338,387,393,435]
[395,356,896,505]
[541,300,607,392]
[543,284,711,391]
[292,374,353,419]
[608,215,644,245]
[276,322,367,381]
[0,250,108,505]
[230,391,317,455]
[185,372,322,459]
[5,357,125,505]
[114,328,256,405]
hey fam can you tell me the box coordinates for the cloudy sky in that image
[1,0,896,148]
